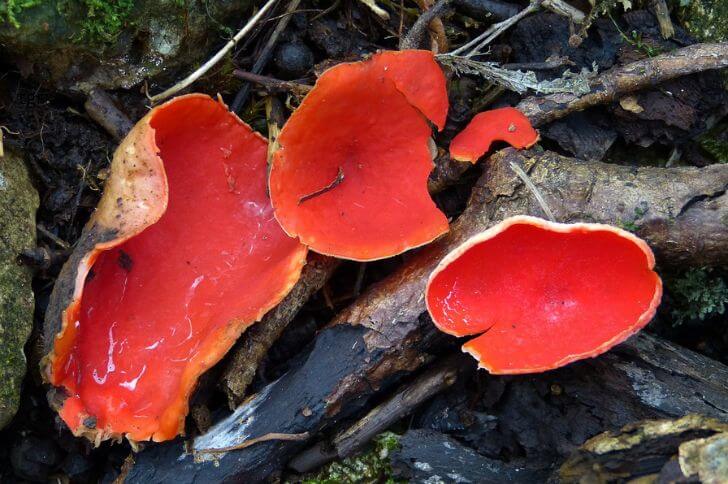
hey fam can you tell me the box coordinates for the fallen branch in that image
[434,42,728,191]
[232,70,312,97]
[84,89,133,141]
[517,42,728,126]
[289,355,463,472]
[125,150,728,482]
[149,0,280,103]
[555,415,728,482]
[399,0,452,50]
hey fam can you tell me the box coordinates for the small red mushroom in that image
[426,216,662,374]
[43,94,307,443]
[269,50,450,261]
[449,107,539,163]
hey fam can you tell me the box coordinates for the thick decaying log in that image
[392,429,544,484]
[125,150,728,482]
[391,429,546,483]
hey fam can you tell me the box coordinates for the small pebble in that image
[274,42,315,79]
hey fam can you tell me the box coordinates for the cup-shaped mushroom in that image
[426,216,662,374]
[269,50,450,261]
[43,95,307,443]
[449,107,539,163]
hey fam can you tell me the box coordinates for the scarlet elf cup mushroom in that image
[449,107,540,163]
[426,216,662,374]
[268,50,451,261]
[42,94,307,443]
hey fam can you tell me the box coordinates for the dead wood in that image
[432,42,728,192]
[552,415,728,483]
[84,89,133,141]
[229,0,303,112]
[391,429,546,483]
[289,355,463,472]
[399,0,452,51]
[124,150,728,483]
[517,42,728,127]
[231,70,312,97]
[220,254,339,407]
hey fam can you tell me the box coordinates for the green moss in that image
[300,433,404,484]
[677,0,728,42]
[72,0,135,43]
[697,122,728,164]
[0,0,42,28]
[667,268,728,326]
[616,203,649,232]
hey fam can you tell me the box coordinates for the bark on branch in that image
[516,42,728,127]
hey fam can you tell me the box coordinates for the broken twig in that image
[149,0,279,103]
[232,70,312,96]
[399,0,452,51]
[84,89,133,141]
[230,0,302,113]
[449,0,541,57]
[508,161,555,222]
[298,167,345,205]
[290,356,462,472]
[195,432,310,454]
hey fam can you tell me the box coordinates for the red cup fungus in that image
[269,50,450,261]
[449,107,539,163]
[426,216,662,374]
[42,94,307,443]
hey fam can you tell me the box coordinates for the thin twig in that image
[230,0,302,113]
[298,167,345,204]
[399,0,451,50]
[37,224,70,249]
[232,70,312,96]
[195,432,310,454]
[149,0,279,103]
[449,0,541,57]
[509,162,555,222]
[541,0,584,23]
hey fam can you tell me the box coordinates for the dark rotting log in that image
[289,355,464,473]
[124,149,728,483]
[391,429,547,483]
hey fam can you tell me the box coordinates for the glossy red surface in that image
[426,217,662,374]
[269,50,450,261]
[51,96,307,441]
[449,107,539,162]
